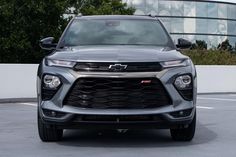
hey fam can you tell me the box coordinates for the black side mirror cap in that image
[176,38,192,49]
[39,37,57,51]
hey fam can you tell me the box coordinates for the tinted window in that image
[64,19,171,46]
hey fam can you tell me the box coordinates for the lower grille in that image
[178,89,193,101]
[63,78,172,109]
[73,115,162,122]
[42,88,58,101]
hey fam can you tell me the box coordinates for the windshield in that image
[63,19,172,47]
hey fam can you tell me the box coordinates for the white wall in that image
[196,65,236,93]
[0,64,235,99]
[0,64,38,99]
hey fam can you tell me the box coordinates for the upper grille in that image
[73,62,162,72]
[63,77,172,109]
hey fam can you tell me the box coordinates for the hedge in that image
[182,50,236,65]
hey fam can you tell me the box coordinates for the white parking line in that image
[198,97,236,102]
[196,106,214,110]
[19,103,37,107]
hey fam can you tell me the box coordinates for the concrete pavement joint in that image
[198,97,236,102]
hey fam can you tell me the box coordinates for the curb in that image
[197,92,236,95]
[0,98,37,103]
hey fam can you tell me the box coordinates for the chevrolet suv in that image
[37,15,197,142]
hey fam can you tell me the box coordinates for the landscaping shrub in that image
[182,50,236,65]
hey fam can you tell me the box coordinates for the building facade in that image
[123,0,236,48]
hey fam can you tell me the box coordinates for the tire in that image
[170,111,196,141]
[38,111,63,142]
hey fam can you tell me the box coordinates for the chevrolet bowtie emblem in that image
[109,64,128,71]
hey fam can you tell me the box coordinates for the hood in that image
[47,45,188,62]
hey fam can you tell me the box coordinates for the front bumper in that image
[37,63,197,129]
[39,107,196,129]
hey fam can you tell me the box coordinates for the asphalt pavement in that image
[0,94,236,157]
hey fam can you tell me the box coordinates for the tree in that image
[191,40,207,50]
[0,0,70,63]
[68,0,135,15]
[0,0,135,63]
[217,39,233,51]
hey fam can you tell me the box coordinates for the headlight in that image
[174,75,192,90]
[43,75,61,89]
[160,59,191,68]
[46,59,76,68]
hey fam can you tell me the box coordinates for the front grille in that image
[63,78,172,109]
[73,115,162,122]
[73,62,162,72]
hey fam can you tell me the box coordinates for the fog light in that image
[43,75,61,89]
[174,75,192,90]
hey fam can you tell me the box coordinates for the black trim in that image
[42,113,194,129]
[73,62,163,72]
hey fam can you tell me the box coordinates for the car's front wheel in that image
[38,111,63,142]
[170,111,196,141]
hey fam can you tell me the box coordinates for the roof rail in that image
[134,14,158,18]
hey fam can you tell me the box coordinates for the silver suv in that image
[37,15,197,142]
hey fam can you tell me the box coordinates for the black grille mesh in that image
[63,78,172,109]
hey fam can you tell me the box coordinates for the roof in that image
[74,15,158,20]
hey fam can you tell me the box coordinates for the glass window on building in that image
[227,4,236,19]
[158,1,171,16]
[129,0,145,8]
[184,1,196,17]
[228,37,236,50]
[123,0,133,6]
[171,18,184,33]
[184,35,195,43]
[208,19,218,34]
[184,18,196,33]
[227,20,236,35]
[171,1,184,16]
[196,2,208,17]
[131,0,146,15]
[208,36,218,49]
[218,20,227,35]
[196,19,208,34]
[171,34,184,45]
[159,18,171,33]
[218,3,227,19]
[218,36,228,46]
[146,0,159,15]
[208,2,218,18]
[195,35,208,43]
[134,8,146,15]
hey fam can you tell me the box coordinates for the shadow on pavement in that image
[58,121,217,148]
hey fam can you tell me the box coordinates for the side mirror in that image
[176,38,192,49]
[39,37,57,50]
